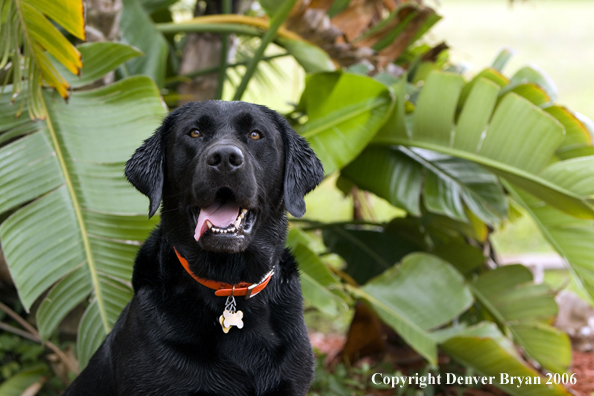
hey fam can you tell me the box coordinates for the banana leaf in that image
[506,182,594,305]
[349,253,473,364]
[286,228,347,316]
[373,71,594,219]
[297,72,394,175]
[0,0,85,117]
[472,265,571,374]
[342,145,508,225]
[121,0,169,88]
[440,323,571,396]
[0,44,165,368]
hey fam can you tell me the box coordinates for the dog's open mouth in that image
[192,189,256,242]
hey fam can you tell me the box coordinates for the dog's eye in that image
[190,129,201,138]
[249,131,261,140]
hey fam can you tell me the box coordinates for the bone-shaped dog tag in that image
[219,294,244,333]
[222,309,244,330]
[219,314,231,333]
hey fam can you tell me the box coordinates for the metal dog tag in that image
[219,295,244,333]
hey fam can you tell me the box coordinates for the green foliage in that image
[0,42,164,369]
[287,228,348,316]
[472,265,571,374]
[350,253,473,364]
[441,323,570,396]
[309,356,391,396]
[50,42,143,88]
[297,72,394,175]
[0,0,85,117]
[121,0,168,88]
[1,1,594,394]
[0,332,64,396]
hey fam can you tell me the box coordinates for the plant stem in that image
[166,53,290,85]
[0,301,79,374]
[293,219,386,231]
[0,322,40,343]
[216,0,233,100]
[157,22,262,36]
[233,0,298,101]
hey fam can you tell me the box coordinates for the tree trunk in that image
[178,0,248,103]
[84,0,123,42]
[83,0,123,85]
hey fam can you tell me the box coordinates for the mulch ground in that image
[570,350,594,396]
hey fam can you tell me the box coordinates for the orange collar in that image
[174,248,274,299]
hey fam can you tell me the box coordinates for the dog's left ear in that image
[273,113,324,218]
[125,120,168,218]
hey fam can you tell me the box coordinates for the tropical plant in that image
[0,0,593,395]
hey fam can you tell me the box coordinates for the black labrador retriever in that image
[64,101,324,395]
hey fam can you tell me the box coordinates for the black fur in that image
[65,101,324,396]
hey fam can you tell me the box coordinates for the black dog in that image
[64,101,324,395]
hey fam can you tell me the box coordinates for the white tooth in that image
[235,219,241,228]
[241,209,248,216]
[206,220,213,229]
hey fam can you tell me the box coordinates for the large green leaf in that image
[472,265,571,373]
[349,253,473,363]
[120,0,169,88]
[540,156,594,197]
[342,145,508,224]
[506,182,594,304]
[440,323,571,396]
[374,71,594,219]
[320,215,485,284]
[276,38,335,73]
[508,65,558,102]
[50,42,143,88]
[322,227,420,284]
[0,365,48,396]
[286,228,346,316]
[0,48,165,368]
[297,72,395,175]
[1,0,85,116]
[341,145,423,215]
[544,106,594,159]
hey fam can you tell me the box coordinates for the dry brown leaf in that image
[356,5,417,48]
[21,378,46,396]
[377,6,434,67]
[330,0,384,42]
[340,302,385,363]
[285,0,433,68]
[309,0,335,11]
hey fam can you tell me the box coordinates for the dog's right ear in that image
[125,122,167,218]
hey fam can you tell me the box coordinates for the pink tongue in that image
[194,201,240,241]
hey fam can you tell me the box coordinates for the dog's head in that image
[125,101,323,256]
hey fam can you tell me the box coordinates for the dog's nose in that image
[206,145,244,173]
